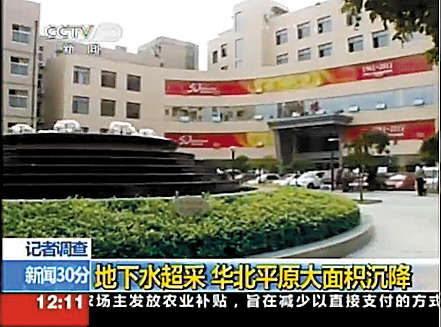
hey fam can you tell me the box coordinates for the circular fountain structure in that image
[3,127,241,200]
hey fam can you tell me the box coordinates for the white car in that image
[273,173,300,186]
[296,171,326,189]
[246,173,281,185]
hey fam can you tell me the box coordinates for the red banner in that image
[344,120,436,142]
[164,132,274,148]
[165,54,432,96]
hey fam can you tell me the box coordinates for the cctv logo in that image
[45,22,123,43]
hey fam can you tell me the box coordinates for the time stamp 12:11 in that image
[36,294,83,310]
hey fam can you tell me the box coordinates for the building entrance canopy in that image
[268,114,353,166]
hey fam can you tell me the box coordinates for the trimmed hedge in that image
[2,188,360,258]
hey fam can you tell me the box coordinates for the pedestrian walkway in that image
[340,191,439,258]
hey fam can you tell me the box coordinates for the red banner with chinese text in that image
[344,120,436,143]
[164,132,274,148]
[165,54,432,96]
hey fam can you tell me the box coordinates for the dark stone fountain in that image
[3,132,241,199]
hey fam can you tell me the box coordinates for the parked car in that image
[273,173,300,186]
[384,173,416,191]
[348,175,369,191]
[246,173,281,185]
[296,171,326,189]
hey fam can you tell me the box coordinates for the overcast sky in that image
[33,0,319,70]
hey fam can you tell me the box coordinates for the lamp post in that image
[328,138,339,191]
[229,146,236,181]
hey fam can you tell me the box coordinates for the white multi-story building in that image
[2,0,40,130]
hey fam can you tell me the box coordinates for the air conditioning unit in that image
[291,112,301,117]
[315,109,327,115]
[347,105,360,112]
[376,103,387,110]
[179,116,191,122]
[212,116,222,123]
[254,115,264,121]
[413,98,425,106]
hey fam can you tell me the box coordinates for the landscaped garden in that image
[2,187,360,258]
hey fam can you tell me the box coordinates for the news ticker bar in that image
[0,292,439,326]
[2,238,439,293]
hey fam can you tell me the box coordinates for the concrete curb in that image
[250,214,374,259]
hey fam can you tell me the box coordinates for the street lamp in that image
[229,146,236,181]
[328,138,339,191]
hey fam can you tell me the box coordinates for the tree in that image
[345,131,391,201]
[290,158,315,173]
[342,0,439,63]
[419,132,439,165]
[232,155,250,171]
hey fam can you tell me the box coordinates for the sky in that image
[33,0,320,70]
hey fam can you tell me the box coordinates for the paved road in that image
[340,191,439,258]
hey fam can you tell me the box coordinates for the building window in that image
[101,99,116,117]
[127,102,140,119]
[127,74,141,91]
[101,70,116,88]
[72,96,89,114]
[73,66,90,85]
[348,35,364,52]
[221,44,227,57]
[276,29,288,45]
[234,11,242,32]
[9,89,28,108]
[221,65,229,71]
[12,24,31,44]
[373,30,389,48]
[317,16,332,34]
[297,22,310,39]
[235,39,243,59]
[10,56,29,76]
[276,53,289,65]
[212,50,218,64]
[318,42,332,58]
[298,48,311,61]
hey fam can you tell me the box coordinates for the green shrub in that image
[2,188,360,258]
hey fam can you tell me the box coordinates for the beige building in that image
[2,0,41,130]
[6,0,439,167]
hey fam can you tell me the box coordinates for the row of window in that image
[165,86,434,123]
[73,66,142,91]
[276,16,333,45]
[72,96,141,119]
[276,32,389,65]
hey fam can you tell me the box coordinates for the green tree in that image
[232,155,250,171]
[345,131,391,201]
[342,0,439,63]
[290,158,315,173]
[419,132,439,165]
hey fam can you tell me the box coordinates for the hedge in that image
[2,188,360,258]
